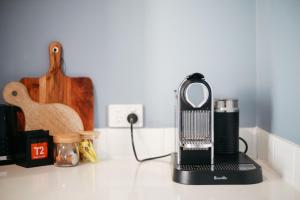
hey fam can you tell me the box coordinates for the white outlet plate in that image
[108,104,143,128]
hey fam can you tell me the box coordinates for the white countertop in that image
[0,158,299,200]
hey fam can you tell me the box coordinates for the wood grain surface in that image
[20,41,94,130]
[3,82,84,136]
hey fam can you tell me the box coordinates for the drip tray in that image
[173,153,263,185]
[180,163,256,171]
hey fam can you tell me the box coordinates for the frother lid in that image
[214,99,239,112]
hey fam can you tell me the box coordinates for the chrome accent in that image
[185,83,209,108]
[214,99,239,113]
[180,110,211,142]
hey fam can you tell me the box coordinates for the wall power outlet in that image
[108,104,143,128]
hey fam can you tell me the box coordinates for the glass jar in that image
[53,134,81,167]
[79,131,98,163]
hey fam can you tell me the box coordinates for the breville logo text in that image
[214,176,228,180]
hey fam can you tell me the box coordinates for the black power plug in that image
[127,112,171,162]
[127,113,138,124]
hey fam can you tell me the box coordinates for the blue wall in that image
[0,0,256,128]
[256,0,300,144]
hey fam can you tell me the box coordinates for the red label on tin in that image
[31,142,48,160]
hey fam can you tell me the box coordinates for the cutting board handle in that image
[48,41,63,75]
[3,82,34,108]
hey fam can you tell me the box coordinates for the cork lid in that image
[79,131,100,139]
[53,133,81,143]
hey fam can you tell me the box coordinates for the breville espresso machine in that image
[173,73,262,185]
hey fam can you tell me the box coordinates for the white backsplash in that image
[256,128,300,192]
[94,128,174,160]
[94,127,257,160]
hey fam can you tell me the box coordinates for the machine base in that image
[173,153,263,185]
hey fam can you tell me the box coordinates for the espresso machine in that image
[172,73,262,185]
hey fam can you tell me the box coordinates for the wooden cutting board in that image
[3,82,84,135]
[20,41,94,131]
